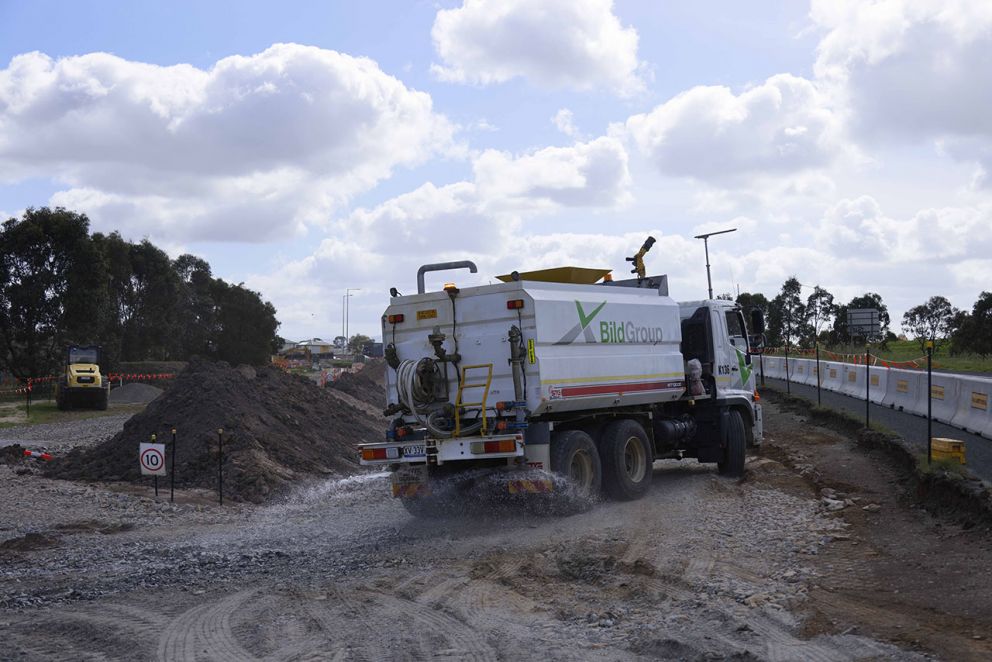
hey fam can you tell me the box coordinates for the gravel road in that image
[1,403,989,660]
[0,412,135,451]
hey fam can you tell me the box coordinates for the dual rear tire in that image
[549,419,653,503]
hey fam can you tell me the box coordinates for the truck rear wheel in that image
[718,410,747,478]
[599,419,653,500]
[96,387,109,411]
[550,429,601,499]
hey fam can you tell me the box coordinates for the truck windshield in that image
[69,348,99,364]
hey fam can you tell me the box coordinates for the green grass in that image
[780,339,992,374]
[915,453,970,479]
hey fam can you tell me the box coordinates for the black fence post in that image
[151,433,158,498]
[217,428,224,505]
[815,344,821,406]
[865,346,870,429]
[927,344,933,465]
[170,427,177,504]
[785,343,791,394]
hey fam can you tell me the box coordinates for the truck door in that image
[723,309,754,392]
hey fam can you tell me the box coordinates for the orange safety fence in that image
[762,347,938,370]
[1,372,176,397]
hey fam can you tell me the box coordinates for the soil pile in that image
[47,358,371,502]
[330,360,387,408]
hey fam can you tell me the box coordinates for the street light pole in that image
[345,288,361,346]
[693,228,737,300]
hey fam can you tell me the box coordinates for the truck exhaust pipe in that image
[417,261,478,294]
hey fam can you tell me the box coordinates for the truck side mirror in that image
[750,309,765,334]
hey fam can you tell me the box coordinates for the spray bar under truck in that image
[359,237,765,516]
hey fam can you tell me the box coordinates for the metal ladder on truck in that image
[454,364,493,436]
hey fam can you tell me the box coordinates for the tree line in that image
[732,278,992,357]
[0,207,281,378]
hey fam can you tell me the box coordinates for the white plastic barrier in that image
[821,362,843,393]
[760,356,781,379]
[763,354,992,437]
[917,372,962,427]
[883,369,925,415]
[950,375,992,434]
[839,364,865,398]
[868,367,887,404]
[792,358,811,385]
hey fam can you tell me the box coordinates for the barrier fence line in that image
[0,372,177,400]
[762,347,938,370]
[762,355,992,438]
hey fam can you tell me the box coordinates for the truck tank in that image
[382,279,685,421]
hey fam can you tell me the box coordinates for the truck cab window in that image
[725,311,746,348]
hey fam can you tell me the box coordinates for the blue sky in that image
[2,0,990,341]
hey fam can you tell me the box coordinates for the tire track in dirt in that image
[157,589,259,662]
[373,590,499,661]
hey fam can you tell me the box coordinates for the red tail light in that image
[387,314,404,324]
[506,300,524,310]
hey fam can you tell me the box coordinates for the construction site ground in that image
[2,400,991,661]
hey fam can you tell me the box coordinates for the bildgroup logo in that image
[555,301,665,345]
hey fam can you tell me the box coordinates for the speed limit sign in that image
[139,442,167,476]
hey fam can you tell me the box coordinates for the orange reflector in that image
[506,299,524,310]
[470,439,517,454]
[753,390,761,402]
[395,426,408,438]
[387,314,404,324]
[361,447,396,461]
[496,420,508,431]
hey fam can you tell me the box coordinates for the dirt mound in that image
[47,358,372,502]
[330,360,387,408]
[109,383,163,404]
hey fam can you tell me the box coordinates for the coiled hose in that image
[395,358,482,438]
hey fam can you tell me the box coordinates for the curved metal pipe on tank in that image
[417,261,478,294]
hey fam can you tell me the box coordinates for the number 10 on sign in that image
[139,442,167,476]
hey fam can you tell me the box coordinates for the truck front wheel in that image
[718,410,747,478]
[599,419,653,500]
[550,429,602,499]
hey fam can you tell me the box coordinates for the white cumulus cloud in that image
[625,74,841,185]
[0,44,455,241]
[431,0,644,96]
[811,0,992,184]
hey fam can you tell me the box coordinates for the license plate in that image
[402,444,425,458]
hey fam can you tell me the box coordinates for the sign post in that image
[170,427,177,503]
[140,437,167,498]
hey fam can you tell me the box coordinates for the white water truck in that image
[359,237,765,516]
